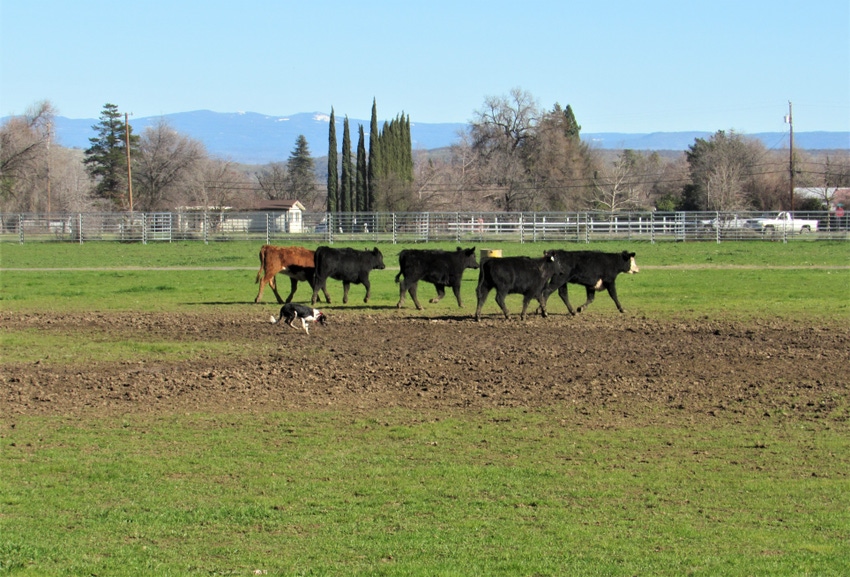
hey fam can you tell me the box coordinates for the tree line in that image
[2,90,849,216]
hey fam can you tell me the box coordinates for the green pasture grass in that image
[2,410,848,576]
[2,328,243,365]
[2,240,849,575]
[1,241,847,323]
[1,239,848,270]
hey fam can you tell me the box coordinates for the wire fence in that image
[1,210,847,244]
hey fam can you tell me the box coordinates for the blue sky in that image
[2,0,848,133]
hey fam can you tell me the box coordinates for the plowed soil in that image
[2,310,847,425]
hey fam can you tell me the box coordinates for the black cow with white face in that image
[543,250,639,314]
[474,253,562,321]
[395,247,479,309]
[311,246,386,305]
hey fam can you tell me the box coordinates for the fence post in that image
[78,213,83,244]
[715,211,720,244]
[18,214,24,244]
[650,212,655,244]
[584,213,590,244]
[455,212,460,243]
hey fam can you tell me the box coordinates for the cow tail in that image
[255,246,266,284]
[394,272,402,284]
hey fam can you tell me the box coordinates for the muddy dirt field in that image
[2,310,848,425]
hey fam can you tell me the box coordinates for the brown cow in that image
[254,245,329,304]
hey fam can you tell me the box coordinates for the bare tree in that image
[134,119,206,211]
[0,100,55,212]
[446,130,490,210]
[470,87,541,211]
[187,157,257,211]
[590,150,669,212]
[256,162,288,200]
[50,148,95,212]
[685,130,768,211]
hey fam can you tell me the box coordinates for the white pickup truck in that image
[744,212,819,234]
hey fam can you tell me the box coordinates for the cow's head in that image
[621,251,639,274]
[370,247,386,269]
[459,246,479,269]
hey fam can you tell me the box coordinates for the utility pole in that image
[125,112,134,212]
[785,101,795,212]
[46,120,52,214]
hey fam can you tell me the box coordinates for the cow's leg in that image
[474,286,490,321]
[312,276,329,305]
[519,295,533,320]
[268,275,286,304]
[429,284,446,304]
[575,286,597,314]
[450,284,463,308]
[342,282,351,304]
[396,280,408,308]
[311,280,330,304]
[255,279,265,303]
[495,289,511,320]
[536,292,549,319]
[409,282,424,310]
[284,277,299,303]
[362,279,371,303]
[558,285,576,315]
[255,273,276,303]
[604,281,626,313]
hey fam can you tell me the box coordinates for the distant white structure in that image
[251,199,306,233]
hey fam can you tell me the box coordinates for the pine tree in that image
[326,108,338,213]
[356,125,368,212]
[285,134,317,205]
[562,104,581,140]
[340,116,353,214]
[84,103,138,208]
[367,98,380,211]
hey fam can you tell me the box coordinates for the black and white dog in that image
[270,303,327,334]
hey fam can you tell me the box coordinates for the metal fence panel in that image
[1,210,847,244]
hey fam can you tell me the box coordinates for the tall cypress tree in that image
[367,98,380,211]
[340,116,352,215]
[376,113,413,184]
[326,108,338,213]
[356,125,367,212]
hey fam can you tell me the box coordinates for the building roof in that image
[252,200,306,212]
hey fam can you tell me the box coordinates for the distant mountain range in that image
[24,110,850,165]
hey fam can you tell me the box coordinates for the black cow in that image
[284,264,331,304]
[311,246,386,305]
[395,247,479,309]
[543,250,639,314]
[474,253,562,321]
